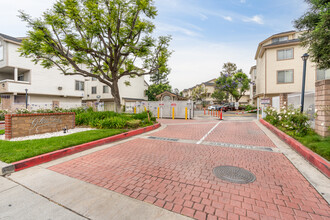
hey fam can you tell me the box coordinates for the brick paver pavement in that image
[205,121,277,148]
[49,119,330,220]
[151,122,218,141]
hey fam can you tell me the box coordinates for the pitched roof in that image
[0,33,22,44]
[264,38,300,47]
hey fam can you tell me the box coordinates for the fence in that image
[288,92,315,127]
[270,92,315,128]
[124,101,194,119]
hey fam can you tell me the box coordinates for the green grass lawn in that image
[275,126,330,161]
[0,129,125,163]
[0,130,4,135]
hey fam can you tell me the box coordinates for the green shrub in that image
[245,105,257,111]
[126,119,141,128]
[265,106,311,137]
[0,110,8,121]
[97,117,127,129]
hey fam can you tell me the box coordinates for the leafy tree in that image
[145,83,171,101]
[191,85,207,101]
[294,0,330,69]
[220,62,238,77]
[211,90,227,103]
[18,0,171,112]
[215,63,250,102]
[149,41,172,84]
[173,88,179,95]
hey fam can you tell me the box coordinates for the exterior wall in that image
[29,95,82,110]
[5,112,75,139]
[3,42,85,98]
[255,54,266,96]
[315,79,330,137]
[266,45,316,94]
[0,39,7,68]
[84,75,147,103]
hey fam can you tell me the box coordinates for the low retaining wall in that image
[260,119,330,178]
[5,113,75,140]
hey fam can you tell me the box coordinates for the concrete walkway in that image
[1,115,329,220]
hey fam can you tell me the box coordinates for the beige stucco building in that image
[251,30,323,106]
[182,78,250,106]
[182,79,217,105]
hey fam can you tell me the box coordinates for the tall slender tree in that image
[19,0,171,112]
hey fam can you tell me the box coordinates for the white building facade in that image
[0,33,85,111]
[83,75,148,112]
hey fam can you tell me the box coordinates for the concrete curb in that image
[260,119,330,178]
[0,161,15,176]
[11,123,161,172]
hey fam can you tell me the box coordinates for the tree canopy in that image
[294,0,330,69]
[19,0,171,112]
[191,85,207,101]
[214,62,250,102]
[145,83,171,101]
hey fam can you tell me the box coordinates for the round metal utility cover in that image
[213,166,256,184]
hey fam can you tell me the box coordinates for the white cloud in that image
[155,22,202,37]
[240,0,246,3]
[223,16,233,21]
[243,15,264,24]
[199,13,208,21]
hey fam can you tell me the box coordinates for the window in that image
[0,41,3,61]
[92,77,97,81]
[103,85,109,93]
[272,36,288,43]
[277,48,293,60]
[277,70,293,83]
[91,86,97,94]
[75,81,84,91]
[14,95,25,104]
[316,69,330,81]
[18,74,24,81]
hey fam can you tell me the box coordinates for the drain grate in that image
[213,166,256,184]
[148,136,179,142]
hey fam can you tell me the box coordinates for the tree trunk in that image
[111,80,122,113]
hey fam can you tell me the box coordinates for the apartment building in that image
[0,33,84,111]
[182,79,217,104]
[182,78,250,106]
[83,76,148,111]
[251,30,322,107]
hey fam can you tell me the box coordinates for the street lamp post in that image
[300,53,309,113]
[25,88,28,109]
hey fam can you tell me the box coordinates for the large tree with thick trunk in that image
[19,0,171,112]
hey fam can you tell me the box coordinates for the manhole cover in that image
[213,166,256,184]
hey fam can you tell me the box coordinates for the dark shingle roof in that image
[0,33,22,43]
[270,30,295,37]
[265,38,300,47]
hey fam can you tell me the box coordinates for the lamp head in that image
[301,53,309,61]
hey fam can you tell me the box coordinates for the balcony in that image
[0,67,31,93]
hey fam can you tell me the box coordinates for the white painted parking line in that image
[196,120,222,144]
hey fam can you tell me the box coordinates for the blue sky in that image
[0,0,309,90]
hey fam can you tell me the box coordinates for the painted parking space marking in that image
[196,121,222,144]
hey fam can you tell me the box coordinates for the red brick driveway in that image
[49,119,330,220]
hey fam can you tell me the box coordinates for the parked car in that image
[216,105,228,112]
[223,103,235,111]
[207,105,216,110]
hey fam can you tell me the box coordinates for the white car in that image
[208,105,216,110]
